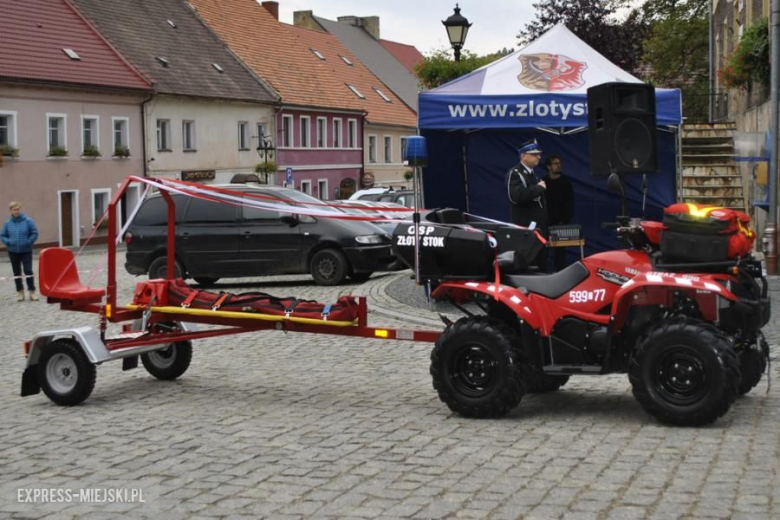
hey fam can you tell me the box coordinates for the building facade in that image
[0,0,153,248]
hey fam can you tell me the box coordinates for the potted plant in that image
[113,146,131,158]
[48,146,68,157]
[0,144,19,157]
[403,170,414,181]
[718,19,770,90]
[82,144,101,158]
[254,161,277,180]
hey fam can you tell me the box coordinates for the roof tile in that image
[0,0,151,91]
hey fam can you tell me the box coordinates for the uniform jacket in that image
[506,162,548,236]
[1,212,39,253]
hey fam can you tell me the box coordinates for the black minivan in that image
[124,185,396,286]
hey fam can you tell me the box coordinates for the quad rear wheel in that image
[629,317,740,426]
[431,316,527,418]
[737,336,768,396]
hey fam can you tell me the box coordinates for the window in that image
[91,189,110,226]
[242,195,285,221]
[63,48,80,60]
[339,55,353,66]
[346,83,365,99]
[347,119,357,148]
[318,179,328,200]
[374,87,392,103]
[0,111,17,147]
[333,118,342,148]
[317,117,327,148]
[182,120,195,151]
[135,195,187,226]
[82,116,99,154]
[400,137,408,162]
[300,116,311,148]
[368,135,377,163]
[47,114,67,153]
[384,136,392,163]
[300,180,312,195]
[282,115,293,147]
[156,119,170,150]
[212,63,223,73]
[238,121,249,150]
[311,48,325,60]
[184,197,237,223]
[112,117,129,151]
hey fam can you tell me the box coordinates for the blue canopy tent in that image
[417,25,683,255]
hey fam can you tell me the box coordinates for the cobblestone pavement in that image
[0,252,778,519]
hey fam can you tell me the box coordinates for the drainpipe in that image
[141,95,153,177]
[709,0,715,122]
[765,1,779,274]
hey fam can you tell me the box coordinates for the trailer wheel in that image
[148,256,184,280]
[738,337,768,396]
[431,316,527,418]
[193,277,219,287]
[141,341,193,380]
[310,249,348,286]
[527,374,570,393]
[37,339,96,406]
[629,317,740,426]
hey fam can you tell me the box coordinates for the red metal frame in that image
[81,176,442,349]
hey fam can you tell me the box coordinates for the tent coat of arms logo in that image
[517,53,587,91]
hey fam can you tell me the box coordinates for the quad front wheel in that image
[431,316,527,418]
[37,339,96,406]
[629,318,740,426]
[141,341,193,380]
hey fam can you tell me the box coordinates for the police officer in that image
[506,139,548,269]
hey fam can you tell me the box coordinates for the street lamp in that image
[255,130,276,184]
[442,4,472,62]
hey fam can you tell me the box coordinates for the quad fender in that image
[610,272,738,331]
[432,281,541,329]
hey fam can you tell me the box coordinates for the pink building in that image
[0,0,152,248]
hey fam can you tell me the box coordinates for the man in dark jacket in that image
[543,155,575,271]
[1,201,39,301]
[506,139,548,270]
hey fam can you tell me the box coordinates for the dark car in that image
[124,185,396,286]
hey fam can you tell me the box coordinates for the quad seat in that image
[39,247,105,304]
[501,262,590,299]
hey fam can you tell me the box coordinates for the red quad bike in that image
[392,205,771,426]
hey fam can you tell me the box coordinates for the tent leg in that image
[462,142,470,212]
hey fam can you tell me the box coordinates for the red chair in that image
[38,248,105,304]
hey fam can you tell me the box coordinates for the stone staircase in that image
[680,123,745,210]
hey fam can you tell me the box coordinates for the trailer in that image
[21,176,442,406]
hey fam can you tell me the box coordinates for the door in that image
[178,196,241,276]
[238,194,303,275]
[58,191,78,247]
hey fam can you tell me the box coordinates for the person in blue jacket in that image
[1,201,39,301]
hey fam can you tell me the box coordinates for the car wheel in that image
[629,317,740,426]
[148,256,184,280]
[348,272,373,282]
[310,249,348,286]
[193,277,219,287]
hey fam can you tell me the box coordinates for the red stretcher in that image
[21,176,442,406]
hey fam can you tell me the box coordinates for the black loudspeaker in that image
[587,82,658,176]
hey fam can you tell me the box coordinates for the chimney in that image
[361,16,380,40]
[336,16,380,40]
[261,1,279,20]
[294,10,325,32]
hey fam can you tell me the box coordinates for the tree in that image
[415,48,512,90]
[517,0,648,76]
[641,0,709,119]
